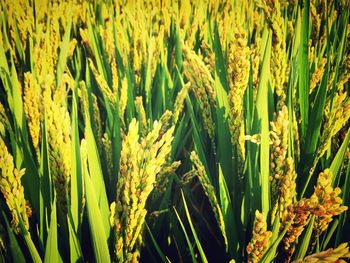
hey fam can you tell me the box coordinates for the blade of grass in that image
[2,211,26,263]
[212,23,233,193]
[263,213,281,263]
[20,221,42,263]
[44,197,60,263]
[39,116,51,248]
[67,214,83,263]
[298,0,310,141]
[83,165,111,263]
[173,207,197,263]
[70,89,83,234]
[261,219,291,263]
[294,215,315,260]
[305,63,328,159]
[330,129,350,186]
[145,222,168,263]
[85,110,110,239]
[181,191,208,263]
[255,31,272,216]
[218,165,237,257]
[322,219,338,250]
[56,12,72,85]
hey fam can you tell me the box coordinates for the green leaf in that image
[305,64,328,158]
[145,222,168,263]
[85,111,110,239]
[263,213,281,263]
[11,18,24,62]
[83,166,111,263]
[330,129,350,186]
[38,113,52,247]
[294,216,315,260]
[173,207,197,263]
[181,191,208,263]
[218,165,237,257]
[0,14,10,74]
[86,10,106,79]
[10,57,25,134]
[261,219,291,263]
[298,0,310,141]
[322,219,338,250]
[56,12,72,85]
[185,94,209,174]
[67,214,83,263]
[70,89,83,234]
[212,23,233,192]
[2,212,26,263]
[20,222,42,263]
[255,30,272,216]
[44,197,60,263]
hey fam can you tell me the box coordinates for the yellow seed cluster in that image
[134,96,147,136]
[173,82,190,124]
[111,58,119,95]
[227,22,250,174]
[3,0,33,60]
[99,13,115,62]
[201,42,215,75]
[153,161,181,199]
[92,94,103,153]
[88,58,116,106]
[310,1,321,45]
[292,242,350,263]
[112,1,172,85]
[190,151,228,248]
[159,110,173,138]
[250,44,261,90]
[0,102,9,137]
[68,38,78,58]
[119,77,128,127]
[44,89,71,213]
[250,9,263,90]
[282,199,312,261]
[182,43,215,140]
[260,0,287,110]
[309,169,348,236]
[278,157,297,222]
[318,90,350,160]
[102,133,113,182]
[111,118,176,262]
[281,169,347,260]
[246,210,272,263]
[0,137,31,233]
[270,105,289,203]
[23,72,41,156]
[310,58,327,94]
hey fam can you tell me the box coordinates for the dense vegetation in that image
[0,0,349,262]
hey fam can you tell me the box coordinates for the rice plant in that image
[0,0,349,262]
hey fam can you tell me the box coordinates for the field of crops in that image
[0,0,349,262]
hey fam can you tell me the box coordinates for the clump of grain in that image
[292,242,350,263]
[111,118,176,262]
[0,137,31,233]
[246,210,272,263]
[190,151,228,248]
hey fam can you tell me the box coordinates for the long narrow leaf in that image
[84,168,111,263]
[44,197,59,263]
